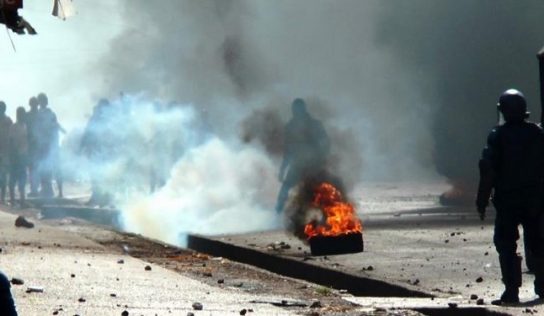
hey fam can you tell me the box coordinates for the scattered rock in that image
[475,277,484,283]
[70,274,75,278]
[121,311,129,316]
[25,286,44,293]
[266,241,291,251]
[362,265,374,271]
[110,293,117,297]
[477,298,484,305]
[203,272,212,277]
[448,302,458,308]
[470,294,478,300]
[187,313,195,316]
[10,278,24,285]
[15,216,34,228]
[310,300,322,308]
[78,297,86,303]
[239,309,247,315]
[117,259,124,264]
[144,265,152,271]
[192,302,203,310]
[217,279,224,284]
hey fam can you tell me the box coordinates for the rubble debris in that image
[192,302,203,310]
[10,277,24,285]
[475,277,483,283]
[310,300,322,308]
[448,302,458,308]
[239,309,247,315]
[121,311,129,316]
[250,299,308,307]
[266,241,291,251]
[70,274,75,278]
[144,265,152,271]
[217,279,224,284]
[187,313,195,316]
[361,265,374,271]
[78,297,86,303]
[26,286,44,293]
[476,298,484,305]
[470,294,478,300]
[110,293,117,297]
[15,216,34,228]
[117,259,125,264]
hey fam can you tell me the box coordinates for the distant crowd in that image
[0,93,64,207]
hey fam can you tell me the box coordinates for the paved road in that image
[0,209,296,316]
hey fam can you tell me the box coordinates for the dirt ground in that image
[51,218,424,316]
[0,196,424,316]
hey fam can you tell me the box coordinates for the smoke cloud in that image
[44,0,543,243]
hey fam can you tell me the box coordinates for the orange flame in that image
[304,182,363,239]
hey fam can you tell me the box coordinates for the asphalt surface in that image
[0,210,297,316]
[2,181,542,316]
[189,182,544,316]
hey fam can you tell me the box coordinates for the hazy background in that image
[2,1,544,242]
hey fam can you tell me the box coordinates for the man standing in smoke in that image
[476,90,544,304]
[36,93,64,198]
[276,98,330,213]
[0,101,13,204]
[80,99,113,207]
[26,97,40,197]
[8,107,28,207]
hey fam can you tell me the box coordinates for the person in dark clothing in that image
[275,98,330,213]
[476,89,544,305]
[36,93,64,198]
[80,99,113,207]
[0,101,13,204]
[26,97,41,197]
[9,107,28,208]
[0,270,18,315]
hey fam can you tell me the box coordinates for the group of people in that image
[0,93,64,207]
[79,96,190,207]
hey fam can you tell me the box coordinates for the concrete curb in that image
[187,234,432,298]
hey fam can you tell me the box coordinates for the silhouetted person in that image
[36,93,63,198]
[26,97,40,197]
[476,89,544,305]
[9,107,28,208]
[276,98,330,213]
[0,270,17,315]
[0,101,13,204]
[80,99,113,206]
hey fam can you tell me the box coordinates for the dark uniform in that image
[476,89,544,304]
[275,98,330,213]
[0,270,18,315]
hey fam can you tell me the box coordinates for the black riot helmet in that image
[497,89,529,122]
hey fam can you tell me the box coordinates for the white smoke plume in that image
[85,0,439,243]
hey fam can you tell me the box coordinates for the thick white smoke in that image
[120,137,279,245]
[88,1,440,242]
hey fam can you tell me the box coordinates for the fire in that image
[304,182,363,239]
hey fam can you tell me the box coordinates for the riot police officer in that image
[476,89,544,304]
